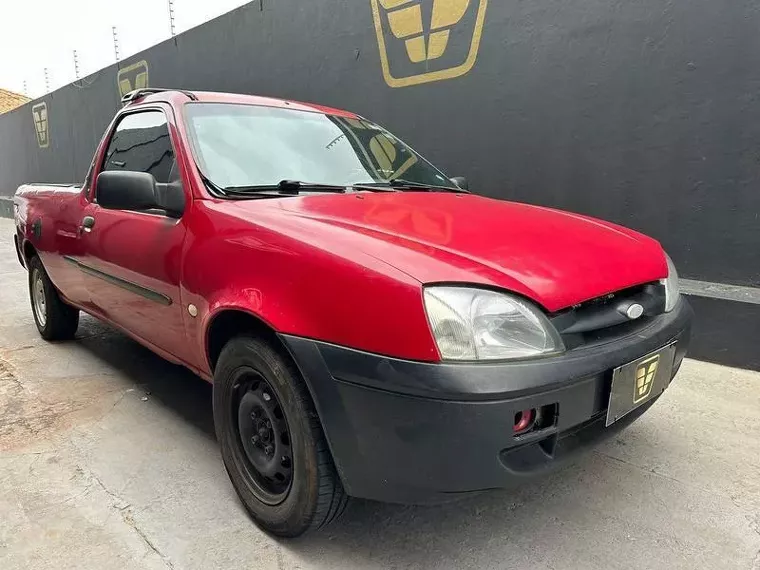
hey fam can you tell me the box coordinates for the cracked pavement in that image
[0,217,759,569]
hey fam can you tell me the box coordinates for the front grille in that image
[550,282,666,350]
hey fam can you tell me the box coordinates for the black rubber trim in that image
[63,255,172,306]
[13,234,26,268]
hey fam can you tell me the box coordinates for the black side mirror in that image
[96,171,184,218]
[97,171,159,211]
[450,176,469,191]
[155,181,186,218]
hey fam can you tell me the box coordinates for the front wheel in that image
[28,256,79,341]
[213,336,348,537]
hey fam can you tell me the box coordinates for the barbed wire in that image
[18,0,199,98]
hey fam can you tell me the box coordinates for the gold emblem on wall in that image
[117,60,149,98]
[31,102,49,149]
[634,355,659,404]
[371,0,488,88]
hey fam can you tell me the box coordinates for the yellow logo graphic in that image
[32,102,49,149]
[634,355,659,403]
[371,0,488,88]
[117,60,149,98]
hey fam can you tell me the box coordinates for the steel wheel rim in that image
[231,368,293,505]
[31,269,47,327]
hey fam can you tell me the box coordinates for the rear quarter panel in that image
[14,184,86,294]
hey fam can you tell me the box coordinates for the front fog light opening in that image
[513,409,536,434]
[513,404,558,437]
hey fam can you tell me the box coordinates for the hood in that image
[220,192,668,313]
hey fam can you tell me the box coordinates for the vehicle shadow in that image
[74,315,216,440]
[287,464,602,570]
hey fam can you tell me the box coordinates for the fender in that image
[180,201,441,372]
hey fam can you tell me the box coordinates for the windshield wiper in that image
[200,174,286,199]
[390,178,469,193]
[222,180,401,197]
[205,176,410,199]
[223,180,349,196]
[360,179,467,193]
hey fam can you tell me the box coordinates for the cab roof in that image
[126,88,359,118]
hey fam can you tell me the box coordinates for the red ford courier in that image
[14,89,692,537]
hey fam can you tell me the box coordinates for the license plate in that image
[606,343,677,427]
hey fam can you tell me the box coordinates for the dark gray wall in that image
[1,0,758,288]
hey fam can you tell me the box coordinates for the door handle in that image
[81,216,95,233]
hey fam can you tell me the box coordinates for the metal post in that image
[168,0,177,37]
[112,26,120,62]
[23,81,28,96]
[43,68,50,93]
[73,50,80,80]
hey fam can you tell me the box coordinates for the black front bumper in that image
[281,299,692,504]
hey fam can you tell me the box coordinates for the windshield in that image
[183,102,457,191]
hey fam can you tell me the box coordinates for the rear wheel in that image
[213,336,348,537]
[28,256,79,340]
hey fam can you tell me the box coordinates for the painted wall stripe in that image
[680,279,760,306]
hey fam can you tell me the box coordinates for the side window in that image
[101,111,177,183]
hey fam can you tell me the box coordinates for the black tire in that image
[28,256,79,341]
[213,336,348,537]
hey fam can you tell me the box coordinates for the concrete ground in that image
[0,217,758,570]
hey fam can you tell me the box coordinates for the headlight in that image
[662,254,680,312]
[423,287,564,361]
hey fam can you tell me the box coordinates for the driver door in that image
[80,107,191,363]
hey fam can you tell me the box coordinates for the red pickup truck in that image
[13,88,691,537]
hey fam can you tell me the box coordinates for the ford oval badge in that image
[626,303,644,320]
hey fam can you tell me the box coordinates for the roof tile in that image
[0,88,31,114]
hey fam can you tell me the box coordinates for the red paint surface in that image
[14,90,668,378]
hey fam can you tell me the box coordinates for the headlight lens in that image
[423,287,564,361]
[662,254,680,312]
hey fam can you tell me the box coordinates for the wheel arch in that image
[203,307,346,484]
[205,308,282,373]
[22,239,38,264]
